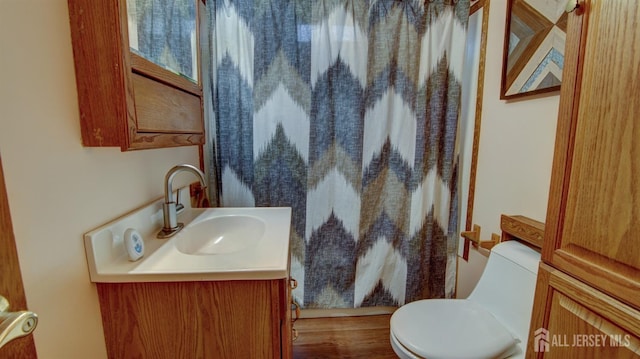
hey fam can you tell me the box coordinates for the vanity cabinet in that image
[67,0,205,150]
[96,278,293,358]
[527,0,640,357]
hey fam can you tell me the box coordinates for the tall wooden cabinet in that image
[527,0,640,357]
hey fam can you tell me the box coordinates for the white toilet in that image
[390,240,540,359]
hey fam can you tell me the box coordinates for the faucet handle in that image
[159,164,206,238]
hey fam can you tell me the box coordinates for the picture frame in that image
[500,0,568,99]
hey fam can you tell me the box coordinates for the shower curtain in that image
[207,0,469,308]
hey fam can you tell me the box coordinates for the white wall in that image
[457,0,560,297]
[0,1,199,358]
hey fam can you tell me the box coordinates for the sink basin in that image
[175,215,266,255]
[84,196,292,282]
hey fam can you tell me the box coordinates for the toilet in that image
[390,240,540,359]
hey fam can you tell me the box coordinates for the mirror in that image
[126,0,198,83]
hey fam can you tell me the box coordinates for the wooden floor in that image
[292,314,397,358]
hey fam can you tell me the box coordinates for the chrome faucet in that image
[157,164,206,239]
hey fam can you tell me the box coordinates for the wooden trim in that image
[500,214,545,249]
[469,0,485,15]
[131,54,202,97]
[461,214,544,254]
[551,247,640,311]
[0,157,38,357]
[198,145,205,171]
[528,264,640,358]
[196,0,204,88]
[548,264,640,337]
[499,0,515,100]
[463,0,490,261]
[117,0,137,151]
[526,263,552,359]
[463,0,490,232]
[277,279,293,359]
[283,250,293,358]
[269,281,282,359]
[542,2,588,263]
[127,132,204,150]
[68,0,129,147]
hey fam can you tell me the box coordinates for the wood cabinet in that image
[528,0,640,357]
[67,0,205,151]
[528,264,639,358]
[96,279,293,358]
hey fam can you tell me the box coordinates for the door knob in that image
[0,295,38,349]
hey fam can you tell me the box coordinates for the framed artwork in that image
[500,0,568,99]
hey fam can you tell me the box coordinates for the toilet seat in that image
[390,299,519,359]
[390,330,420,359]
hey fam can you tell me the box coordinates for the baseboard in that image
[299,306,397,319]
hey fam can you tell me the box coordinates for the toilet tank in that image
[466,240,541,345]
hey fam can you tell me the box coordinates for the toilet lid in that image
[390,299,519,359]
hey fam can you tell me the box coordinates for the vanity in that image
[84,190,293,358]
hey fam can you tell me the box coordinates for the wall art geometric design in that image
[501,0,567,99]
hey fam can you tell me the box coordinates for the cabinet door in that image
[527,264,640,358]
[68,0,205,151]
[543,0,640,310]
[97,281,278,359]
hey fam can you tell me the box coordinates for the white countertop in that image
[84,189,291,283]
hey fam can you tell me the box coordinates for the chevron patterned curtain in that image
[207,0,469,308]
